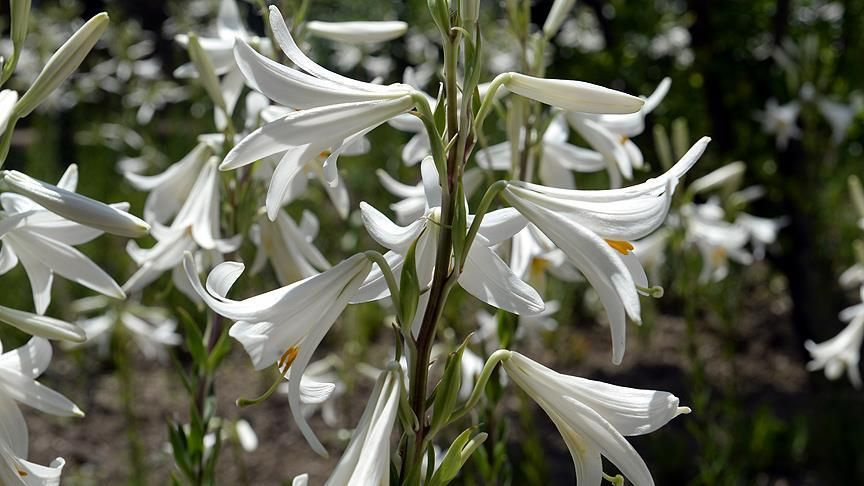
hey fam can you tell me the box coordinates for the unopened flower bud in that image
[1,169,150,238]
[503,72,644,114]
[542,0,575,38]
[14,12,109,118]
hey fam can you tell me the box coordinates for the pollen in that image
[319,150,332,158]
[710,247,727,264]
[278,345,300,373]
[605,239,634,255]
[17,468,27,477]
[619,135,629,145]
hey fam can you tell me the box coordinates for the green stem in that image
[114,322,148,486]
[448,350,512,422]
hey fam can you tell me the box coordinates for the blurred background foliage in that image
[1,0,863,484]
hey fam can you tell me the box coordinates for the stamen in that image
[710,247,727,265]
[319,150,332,158]
[278,345,299,373]
[17,468,27,477]
[619,135,629,145]
[605,239,634,255]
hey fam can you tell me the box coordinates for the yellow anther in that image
[278,345,299,373]
[17,468,27,477]
[605,239,634,255]
[710,247,727,265]
[319,150,332,158]
[619,135,629,145]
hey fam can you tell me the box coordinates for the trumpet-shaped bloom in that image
[323,367,400,485]
[183,252,371,454]
[353,157,544,319]
[124,157,241,295]
[475,114,606,189]
[817,97,862,144]
[567,78,671,185]
[501,138,710,363]
[223,7,417,219]
[375,164,483,225]
[0,337,84,485]
[805,287,864,388]
[0,165,127,314]
[502,352,689,486]
[249,209,330,286]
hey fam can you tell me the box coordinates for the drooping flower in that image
[502,351,689,486]
[501,137,710,363]
[223,7,418,219]
[0,165,128,314]
[123,157,241,297]
[0,337,84,485]
[322,366,400,485]
[183,252,371,454]
[249,209,330,286]
[353,157,544,321]
[567,78,671,185]
[805,286,864,388]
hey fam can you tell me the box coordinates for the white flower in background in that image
[322,367,400,484]
[474,302,561,351]
[375,164,483,225]
[475,114,607,189]
[223,7,418,219]
[183,252,371,454]
[305,20,408,44]
[557,11,606,53]
[805,286,864,388]
[757,98,801,149]
[69,296,181,361]
[567,78,671,186]
[502,138,710,363]
[817,97,862,144]
[353,157,544,321]
[0,337,84,485]
[123,141,212,224]
[249,209,330,286]
[502,351,690,486]
[278,355,343,427]
[680,202,754,284]
[0,165,128,315]
[174,0,271,128]
[509,224,582,285]
[124,157,241,297]
[632,228,671,285]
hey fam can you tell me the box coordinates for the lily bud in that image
[688,161,746,195]
[1,170,150,238]
[0,304,85,342]
[14,12,109,118]
[503,72,644,114]
[305,21,408,43]
[542,0,575,38]
[186,33,227,112]
[10,0,32,51]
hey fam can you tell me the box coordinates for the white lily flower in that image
[223,7,417,219]
[70,296,181,361]
[124,157,241,295]
[680,202,754,283]
[249,209,330,286]
[756,98,801,149]
[375,164,483,225]
[817,97,861,144]
[182,252,371,454]
[510,224,581,285]
[174,0,271,128]
[805,287,864,388]
[0,165,127,314]
[476,114,606,189]
[123,141,212,224]
[1,168,149,237]
[474,302,561,351]
[324,367,400,485]
[278,355,344,426]
[502,351,690,486]
[306,20,408,44]
[567,78,671,185]
[502,138,710,363]
[353,157,544,319]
